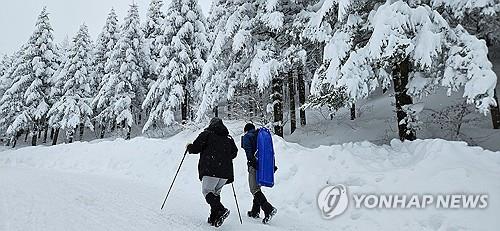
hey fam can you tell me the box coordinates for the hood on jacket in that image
[206,117,229,136]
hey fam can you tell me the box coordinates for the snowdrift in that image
[1,122,499,230]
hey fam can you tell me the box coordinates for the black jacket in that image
[187,118,238,184]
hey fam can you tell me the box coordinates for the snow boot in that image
[247,197,261,219]
[207,195,220,225]
[213,207,230,227]
[255,191,277,224]
[205,193,230,227]
[262,207,277,224]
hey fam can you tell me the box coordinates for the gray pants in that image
[202,176,228,197]
[248,166,261,195]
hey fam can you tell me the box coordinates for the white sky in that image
[0,0,213,55]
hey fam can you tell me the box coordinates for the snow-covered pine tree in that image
[0,54,11,79]
[93,8,120,138]
[143,0,165,82]
[289,1,328,127]
[195,0,253,122]
[305,0,384,119]
[205,0,231,41]
[93,4,149,139]
[48,24,94,144]
[430,0,498,38]
[0,7,59,146]
[45,36,72,144]
[142,0,209,131]
[311,0,498,141]
[431,0,500,129]
[0,48,25,146]
[280,1,316,133]
[195,0,310,136]
[0,54,14,95]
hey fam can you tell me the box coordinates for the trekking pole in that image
[231,183,243,224]
[161,149,188,210]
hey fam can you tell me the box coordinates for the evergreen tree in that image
[142,0,209,131]
[94,9,120,95]
[310,0,497,141]
[45,35,72,144]
[48,24,94,143]
[0,47,26,139]
[0,54,11,79]
[0,54,14,95]
[93,4,149,139]
[195,0,252,122]
[93,8,120,137]
[197,0,312,136]
[432,0,500,129]
[0,7,58,145]
[143,0,165,81]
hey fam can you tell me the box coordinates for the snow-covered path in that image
[0,167,322,231]
[1,167,194,231]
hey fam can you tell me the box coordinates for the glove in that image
[186,143,193,152]
[274,166,278,173]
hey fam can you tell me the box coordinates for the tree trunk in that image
[11,137,16,148]
[50,128,54,140]
[100,124,106,139]
[393,59,416,141]
[25,129,29,142]
[138,110,142,125]
[213,106,219,118]
[491,89,500,129]
[79,123,84,141]
[67,129,75,143]
[350,104,356,120]
[31,123,38,146]
[126,125,131,140]
[43,124,48,143]
[272,76,284,137]
[297,64,307,126]
[52,128,60,145]
[181,88,189,123]
[249,98,256,118]
[11,130,22,148]
[289,68,297,134]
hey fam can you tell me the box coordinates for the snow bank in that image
[1,123,499,230]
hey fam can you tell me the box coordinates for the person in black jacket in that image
[186,117,238,227]
[241,123,277,224]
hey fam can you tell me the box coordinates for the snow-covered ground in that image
[1,121,499,231]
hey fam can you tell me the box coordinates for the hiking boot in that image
[254,191,277,224]
[213,208,230,227]
[247,197,260,218]
[205,193,224,226]
[262,207,277,224]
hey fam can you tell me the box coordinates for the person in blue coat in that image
[241,123,277,224]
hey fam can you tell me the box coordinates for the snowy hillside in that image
[1,121,499,231]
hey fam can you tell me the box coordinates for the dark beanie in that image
[244,123,255,132]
